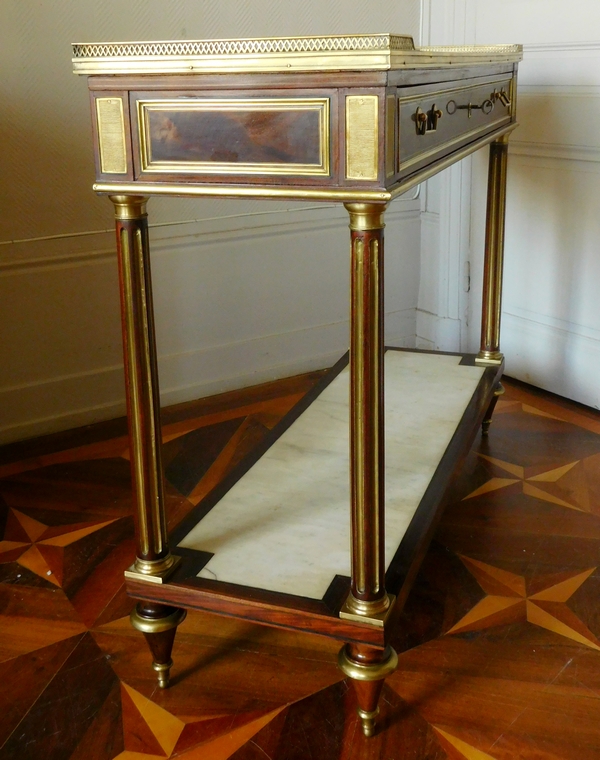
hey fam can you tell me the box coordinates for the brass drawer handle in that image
[446,98,494,118]
[414,104,443,135]
[492,88,511,108]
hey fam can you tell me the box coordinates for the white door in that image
[421,0,600,409]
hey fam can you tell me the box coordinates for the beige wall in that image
[0,2,421,443]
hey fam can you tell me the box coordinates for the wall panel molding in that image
[524,41,600,56]
[0,202,420,444]
[510,142,600,165]
[0,198,420,273]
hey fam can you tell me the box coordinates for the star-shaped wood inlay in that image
[0,508,116,586]
[433,726,498,759]
[463,454,589,512]
[447,555,600,650]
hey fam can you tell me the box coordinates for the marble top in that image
[179,351,484,600]
[72,35,522,75]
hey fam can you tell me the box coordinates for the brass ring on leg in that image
[129,607,187,634]
[338,644,398,682]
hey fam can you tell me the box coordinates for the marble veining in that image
[179,351,484,599]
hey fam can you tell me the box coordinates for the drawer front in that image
[398,76,514,174]
[130,90,335,183]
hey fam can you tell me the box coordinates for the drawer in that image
[398,76,514,175]
[129,89,338,185]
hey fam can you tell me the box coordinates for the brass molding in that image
[344,202,387,231]
[339,593,396,627]
[109,194,148,220]
[124,554,182,584]
[137,97,330,177]
[338,644,398,682]
[96,98,127,174]
[129,606,187,634]
[72,36,521,76]
[98,182,391,203]
[385,94,396,178]
[475,351,504,365]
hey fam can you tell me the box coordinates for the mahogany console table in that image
[73,34,521,738]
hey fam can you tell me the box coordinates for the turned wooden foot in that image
[338,643,398,737]
[130,601,187,688]
[482,382,505,435]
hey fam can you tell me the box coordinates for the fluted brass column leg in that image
[476,137,509,433]
[339,202,397,736]
[110,195,184,686]
[476,135,509,366]
[110,195,178,580]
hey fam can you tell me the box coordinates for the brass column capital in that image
[109,194,149,220]
[344,202,388,231]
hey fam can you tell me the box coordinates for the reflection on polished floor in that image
[1,369,600,760]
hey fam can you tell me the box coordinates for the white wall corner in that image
[417,0,475,355]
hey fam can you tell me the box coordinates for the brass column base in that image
[124,553,182,584]
[475,350,504,366]
[338,643,398,737]
[339,593,395,627]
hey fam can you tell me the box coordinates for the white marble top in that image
[179,351,484,599]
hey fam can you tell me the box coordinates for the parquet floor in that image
[1,369,600,759]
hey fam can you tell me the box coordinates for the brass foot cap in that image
[358,707,379,737]
[152,659,173,689]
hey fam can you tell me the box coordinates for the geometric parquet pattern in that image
[1,371,600,759]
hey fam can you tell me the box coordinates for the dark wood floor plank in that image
[0,369,600,758]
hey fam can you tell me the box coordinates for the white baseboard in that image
[502,311,600,410]
[416,310,462,352]
[0,307,417,445]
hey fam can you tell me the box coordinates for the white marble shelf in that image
[179,351,484,600]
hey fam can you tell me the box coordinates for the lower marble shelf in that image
[127,348,502,646]
[179,350,483,597]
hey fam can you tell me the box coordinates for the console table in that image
[73,34,521,738]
